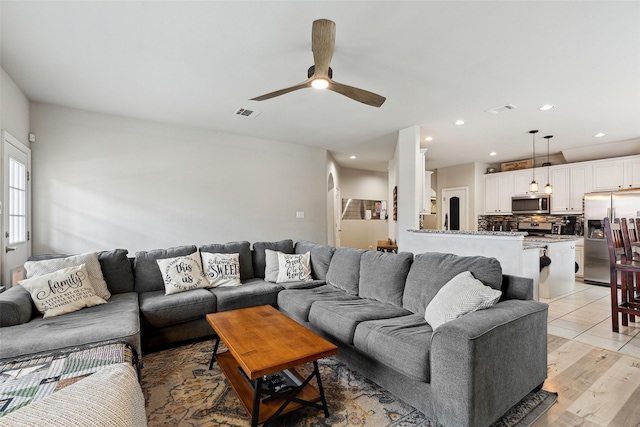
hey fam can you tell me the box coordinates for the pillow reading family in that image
[264,249,312,283]
[20,264,107,318]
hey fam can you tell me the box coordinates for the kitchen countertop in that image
[524,236,581,243]
[409,229,527,236]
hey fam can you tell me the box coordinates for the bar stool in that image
[604,217,640,332]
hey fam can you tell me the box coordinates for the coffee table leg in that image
[252,377,263,427]
[314,360,330,418]
[208,336,221,370]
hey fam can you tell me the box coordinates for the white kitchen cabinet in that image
[513,169,548,196]
[484,173,513,214]
[592,160,625,191]
[575,244,584,277]
[624,157,640,189]
[550,165,591,214]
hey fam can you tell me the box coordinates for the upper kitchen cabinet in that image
[624,157,640,188]
[513,169,548,196]
[550,164,591,214]
[592,160,625,191]
[484,173,513,214]
[591,156,640,191]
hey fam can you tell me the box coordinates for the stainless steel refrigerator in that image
[583,190,640,285]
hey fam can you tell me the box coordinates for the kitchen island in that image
[402,230,577,300]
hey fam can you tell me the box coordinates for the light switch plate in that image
[296,211,305,219]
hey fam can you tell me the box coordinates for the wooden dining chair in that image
[604,217,640,332]
[621,218,640,304]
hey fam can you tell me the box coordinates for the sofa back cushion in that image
[294,240,335,281]
[252,240,294,279]
[402,252,503,315]
[359,251,413,306]
[134,245,197,293]
[199,241,254,281]
[326,247,366,295]
[26,250,134,295]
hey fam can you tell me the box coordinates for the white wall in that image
[325,153,340,246]
[29,103,328,254]
[339,167,389,250]
[435,162,486,231]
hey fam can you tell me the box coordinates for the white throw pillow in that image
[276,252,312,283]
[264,249,281,283]
[24,252,111,300]
[156,252,208,295]
[201,252,242,287]
[20,264,107,318]
[424,271,502,329]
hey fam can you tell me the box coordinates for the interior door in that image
[441,187,468,231]
[3,131,31,288]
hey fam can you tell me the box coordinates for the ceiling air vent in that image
[234,108,261,118]
[485,104,518,115]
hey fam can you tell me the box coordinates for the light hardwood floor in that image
[532,280,640,426]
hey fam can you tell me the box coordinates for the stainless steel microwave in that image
[511,195,551,214]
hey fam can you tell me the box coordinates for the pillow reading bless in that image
[424,270,502,329]
[20,264,107,318]
[201,252,241,287]
[156,252,208,295]
[276,252,312,283]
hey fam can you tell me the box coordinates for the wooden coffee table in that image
[206,305,338,426]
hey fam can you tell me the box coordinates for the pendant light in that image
[529,130,539,193]
[543,135,553,194]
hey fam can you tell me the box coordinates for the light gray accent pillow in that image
[424,271,502,329]
[24,252,111,300]
[252,240,294,279]
[264,249,280,282]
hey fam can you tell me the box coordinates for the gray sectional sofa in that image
[0,239,547,427]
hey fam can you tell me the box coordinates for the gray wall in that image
[30,103,328,254]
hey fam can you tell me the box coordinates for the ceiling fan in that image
[250,19,386,108]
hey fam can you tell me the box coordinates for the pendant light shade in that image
[529,130,539,193]
[543,135,553,194]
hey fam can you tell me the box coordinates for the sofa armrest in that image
[500,274,533,301]
[429,299,548,427]
[0,285,34,327]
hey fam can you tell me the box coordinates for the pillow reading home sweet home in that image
[276,252,312,283]
[424,270,502,329]
[201,252,241,287]
[156,252,208,295]
[20,264,107,318]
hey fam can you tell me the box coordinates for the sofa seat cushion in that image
[308,299,412,345]
[279,279,326,290]
[277,284,360,322]
[0,293,141,360]
[353,314,434,383]
[209,278,282,312]
[139,288,216,329]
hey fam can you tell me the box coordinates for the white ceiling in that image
[2,1,639,172]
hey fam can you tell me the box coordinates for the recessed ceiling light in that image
[594,132,606,138]
[425,136,433,141]
[539,104,555,111]
[454,119,465,126]
[489,152,497,156]
[350,155,357,159]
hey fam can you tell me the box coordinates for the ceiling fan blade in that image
[250,79,313,101]
[328,80,386,108]
[312,19,336,77]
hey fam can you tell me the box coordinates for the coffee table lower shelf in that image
[216,351,321,425]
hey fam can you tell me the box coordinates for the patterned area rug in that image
[141,339,556,427]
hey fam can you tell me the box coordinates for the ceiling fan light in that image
[311,78,329,89]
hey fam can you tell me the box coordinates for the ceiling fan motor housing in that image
[308,65,332,79]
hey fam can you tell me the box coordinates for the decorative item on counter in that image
[486,167,496,174]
